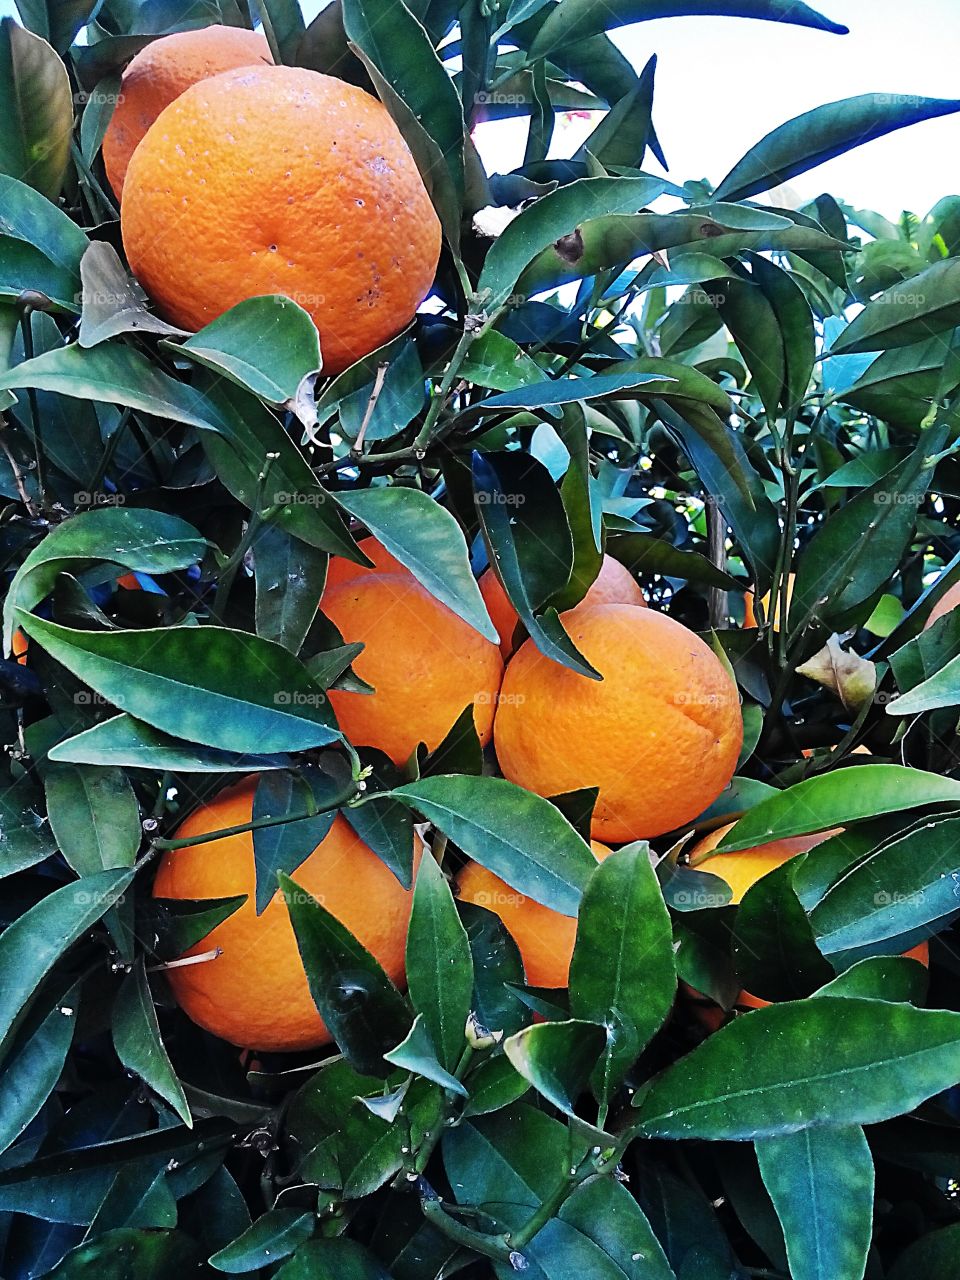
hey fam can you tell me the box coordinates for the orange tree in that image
[3,1,960,1277]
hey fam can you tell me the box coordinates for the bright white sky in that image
[6,0,959,218]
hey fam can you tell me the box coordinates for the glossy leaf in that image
[815,955,928,1004]
[0,18,72,198]
[0,979,79,1154]
[383,1011,466,1095]
[718,764,960,849]
[715,93,960,202]
[831,258,960,354]
[756,1126,873,1280]
[209,1208,315,1274]
[16,613,341,754]
[733,859,833,1002]
[334,487,497,641]
[49,714,291,773]
[168,295,321,405]
[281,871,411,1077]
[405,853,473,1071]
[569,843,676,1104]
[0,772,58,875]
[253,524,326,654]
[112,960,191,1126]
[503,1018,606,1117]
[393,774,597,914]
[251,770,338,913]
[0,866,133,1043]
[45,765,140,876]
[635,997,960,1139]
[253,0,305,64]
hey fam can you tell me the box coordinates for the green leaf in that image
[337,338,425,443]
[569,843,676,1106]
[0,169,86,266]
[0,341,217,429]
[755,1126,873,1280]
[503,1018,606,1117]
[608,532,739,589]
[49,714,291,773]
[635,997,960,1139]
[80,73,120,165]
[460,329,545,393]
[275,1239,393,1280]
[473,449,598,678]
[78,241,186,347]
[210,1209,314,1274]
[342,0,464,197]
[281,871,411,1077]
[809,815,960,954]
[790,421,948,625]
[0,979,79,1154]
[475,369,675,414]
[167,295,321,406]
[715,93,960,203]
[530,0,846,61]
[0,773,57,875]
[393,774,597,914]
[0,18,72,198]
[477,176,670,306]
[252,0,305,64]
[547,1175,675,1280]
[458,900,527,1039]
[0,866,133,1045]
[45,1229,203,1279]
[733,860,833,1001]
[888,649,960,714]
[575,53,658,170]
[333,487,497,641]
[17,614,342,754]
[831,258,960,354]
[112,959,191,1126]
[718,764,960,849]
[406,853,473,1071]
[814,956,928,1004]
[252,770,338,914]
[383,1011,466,1094]
[462,1054,530,1117]
[343,789,416,888]
[45,765,140,877]
[4,506,206,654]
[887,1224,960,1280]
[253,524,326,654]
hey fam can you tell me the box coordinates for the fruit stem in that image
[151,790,357,851]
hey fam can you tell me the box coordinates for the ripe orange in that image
[323,574,504,765]
[743,574,794,630]
[121,64,441,376]
[685,822,929,1026]
[325,536,409,592]
[494,604,742,842]
[103,25,272,199]
[924,580,960,630]
[479,554,646,659]
[152,775,420,1051]
[456,842,612,988]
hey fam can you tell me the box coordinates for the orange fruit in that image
[494,604,742,842]
[103,25,272,199]
[744,573,794,630]
[152,775,420,1051]
[325,536,409,593]
[684,823,929,1027]
[479,554,646,659]
[121,64,442,376]
[924,580,960,630]
[456,842,612,987]
[323,574,504,765]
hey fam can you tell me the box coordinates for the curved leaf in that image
[0,19,72,199]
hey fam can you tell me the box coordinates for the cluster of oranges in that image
[157,534,746,1051]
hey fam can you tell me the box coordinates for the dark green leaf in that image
[609,533,739,589]
[503,1018,606,1116]
[45,765,140,876]
[167,295,321,406]
[755,1126,873,1280]
[16,613,341,754]
[814,955,928,1004]
[45,1229,203,1279]
[393,774,597,914]
[252,770,338,914]
[253,524,326,654]
[715,93,960,203]
[0,18,72,198]
[209,1208,315,1274]
[458,900,527,1038]
[275,1238,393,1280]
[406,853,473,1071]
[0,772,57,875]
[635,997,960,1139]
[334,487,497,641]
[281,871,411,1077]
[343,792,416,888]
[718,764,960,849]
[78,242,185,347]
[252,0,305,64]
[733,860,833,1001]
[383,1011,465,1094]
[462,1053,530,1117]
[49,714,291,773]
[831,258,960,354]
[112,960,191,1126]
[0,866,133,1044]
[887,1224,960,1280]
[569,843,676,1105]
[0,979,79,1154]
